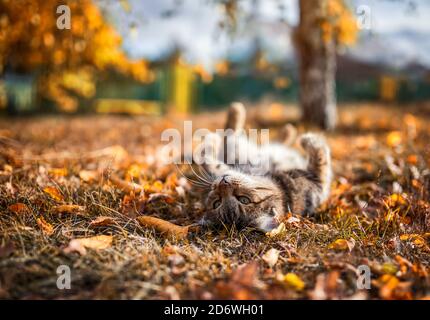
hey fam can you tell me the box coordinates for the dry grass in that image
[0,102,429,300]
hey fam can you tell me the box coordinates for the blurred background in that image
[0,0,429,129]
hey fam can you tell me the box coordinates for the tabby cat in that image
[196,102,332,232]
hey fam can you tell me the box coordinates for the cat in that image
[194,102,332,232]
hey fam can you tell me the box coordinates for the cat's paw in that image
[300,133,328,153]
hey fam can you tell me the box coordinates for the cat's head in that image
[202,170,284,232]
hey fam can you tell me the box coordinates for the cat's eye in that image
[237,196,251,204]
[213,199,222,209]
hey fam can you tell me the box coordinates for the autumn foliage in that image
[0,103,429,299]
[0,0,151,111]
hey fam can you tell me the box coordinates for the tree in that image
[0,0,152,111]
[219,0,357,130]
[294,0,357,130]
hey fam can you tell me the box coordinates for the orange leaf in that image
[64,235,113,255]
[328,238,355,252]
[43,187,64,202]
[48,168,68,177]
[52,204,85,215]
[137,215,192,239]
[89,216,116,228]
[8,203,30,214]
[36,216,54,236]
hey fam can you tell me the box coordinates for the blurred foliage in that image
[0,0,152,111]
[321,0,358,46]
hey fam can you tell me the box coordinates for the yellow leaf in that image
[388,193,407,207]
[266,222,286,238]
[262,248,280,268]
[399,234,426,248]
[144,180,164,193]
[36,216,54,236]
[43,187,64,202]
[48,168,68,177]
[381,262,398,275]
[328,238,355,252]
[386,131,402,147]
[64,235,113,255]
[79,170,99,182]
[283,273,305,291]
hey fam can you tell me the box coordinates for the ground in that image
[0,102,429,300]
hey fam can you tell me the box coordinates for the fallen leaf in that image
[48,168,68,177]
[282,273,305,291]
[79,170,99,182]
[387,193,407,207]
[406,154,418,165]
[137,215,191,239]
[89,216,116,228]
[36,216,54,236]
[376,274,400,299]
[386,131,402,147]
[64,235,113,255]
[231,262,262,288]
[52,204,85,215]
[266,222,286,238]
[110,174,143,193]
[328,238,356,252]
[262,248,280,268]
[381,262,398,275]
[0,242,15,259]
[8,203,30,214]
[144,180,164,193]
[148,193,175,204]
[399,234,427,248]
[43,186,64,202]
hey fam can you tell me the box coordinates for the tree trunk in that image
[295,0,337,130]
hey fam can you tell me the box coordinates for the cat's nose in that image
[220,175,230,186]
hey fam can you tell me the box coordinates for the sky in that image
[99,0,430,71]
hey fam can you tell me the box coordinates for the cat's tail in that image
[300,133,332,201]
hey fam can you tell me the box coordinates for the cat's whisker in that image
[186,162,212,185]
[174,163,210,187]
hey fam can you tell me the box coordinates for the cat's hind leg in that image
[223,102,246,164]
[224,102,246,132]
[279,123,297,146]
[300,133,332,201]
